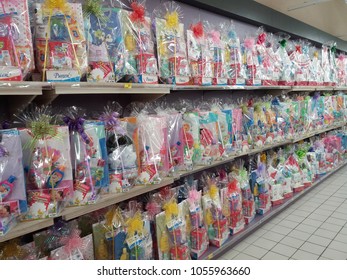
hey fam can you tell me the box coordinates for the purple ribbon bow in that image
[99,112,126,135]
[1,120,10,129]
[0,145,8,157]
[63,116,90,144]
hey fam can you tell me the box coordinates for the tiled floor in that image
[218,166,347,260]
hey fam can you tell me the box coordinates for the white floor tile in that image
[280,236,305,248]
[328,240,347,253]
[262,251,289,260]
[301,218,323,228]
[321,248,347,260]
[277,220,300,229]
[260,222,276,231]
[333,233,347,243]
[242,234,261,244]
[232,253,258,260]
[307,235,332,247]
[325,217,346,226]
[324,200,343,207]
[271,243,297,257]
[319,222,343,233]
[252,228,268,237]
[314,228,338,239]
[285,215,306,223]
[330,212,346,220]
[287,229,311,241]
[318,256,332,260]
[252,237,277,251]
[308,213,328,222]
[220,249,240,260]
[270,225,293,235]
[313,209,334,216]
[262,231,286,242]
[294,210,311,217]
[232,241,250,252]
[295,224,318,234]
[291,250,319,260]
[242,244,268,259]
[300,242,326,255]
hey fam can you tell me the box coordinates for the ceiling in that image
[255,0,347,41]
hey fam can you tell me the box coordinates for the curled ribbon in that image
[99,112,125,134]
[0,145,8,157]
[257,32,266,45]
[130,2,145,24]
[63,116,90,144]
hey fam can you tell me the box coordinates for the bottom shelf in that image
[201,162,347,260]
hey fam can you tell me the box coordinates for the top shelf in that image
[0,82,347,96]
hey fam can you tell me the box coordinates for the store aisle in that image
[218,166,347,260]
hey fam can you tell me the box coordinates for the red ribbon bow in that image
[129,2,145,24]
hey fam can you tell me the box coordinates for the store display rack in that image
[1,82,347,97]
[1,119,345,244]
[201,162,347,260]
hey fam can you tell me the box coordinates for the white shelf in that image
[0,82,49,96]
[61,178,174,221]
[53,82,171,95]
[0,218,54,243]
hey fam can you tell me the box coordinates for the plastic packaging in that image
[153,1,190,85]
[222,171,245,235]
[50,230,94,260]
[276,33,294,86]
[123,202,153,260]
[249,154,271,215]
[155,107,184,175]
[92,207,124,260]
[204,22,227,85]
[83,0,125,82]
[187,21,212,85]
[0,129,27,235]
[202,174,229,247]
[137,113,169,184]
[156,195,191,260]
[186,181,208,259]
[198,111,222,164]
[0,0,34,81]
[121,0,158,83]
[243,35,261,86]
[211,100,233,156]
[182,111,201,170]
[33,0,87,81]
[100,103,139,193]
[63,107,109,206]
[232,107,243,153]
[18,107,73,220]
[222,22,246,86]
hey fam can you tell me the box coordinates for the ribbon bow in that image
[60,231,84,257]
[63,116,90,144]
[1,120,10,129]
[191,21,204,39]
[0,145,8,157]
[130,2,146,24]
[99,112,125,134]
[279,39,286,48]
[257,32,266,45]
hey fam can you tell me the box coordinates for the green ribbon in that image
[279,39,287,48]
[83,0,106,23]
